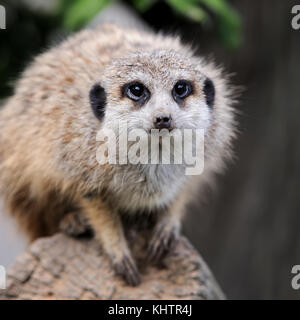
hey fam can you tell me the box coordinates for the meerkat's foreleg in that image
[80,197,140,286]
[146,195,188,264]
[146,211,181,264]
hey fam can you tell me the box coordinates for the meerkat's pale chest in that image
[107,163,187,212]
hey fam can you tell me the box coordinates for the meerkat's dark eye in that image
[172,80,193,102]
[203,78,215,108]
[122,82,150,103]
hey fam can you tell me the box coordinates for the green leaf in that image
[63,0,112,31]
[165,0,242,49]
[199,0,242,49]
[131,0,157,12]
[166,0,209,23]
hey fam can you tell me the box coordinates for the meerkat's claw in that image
[146,224,178,264]
[114,254,141,286]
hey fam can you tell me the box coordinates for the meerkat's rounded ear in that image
[89,83,106,120]
[203,78,215,108]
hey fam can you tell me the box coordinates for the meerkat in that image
[0,24,237,286]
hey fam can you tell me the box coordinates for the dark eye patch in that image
[203,78,215,108]
[89,83,106,121]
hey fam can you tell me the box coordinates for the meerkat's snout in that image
[153,113,173,130]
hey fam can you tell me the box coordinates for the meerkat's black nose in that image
[154,113,172,130]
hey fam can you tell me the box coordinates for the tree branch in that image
[0,234,224,300]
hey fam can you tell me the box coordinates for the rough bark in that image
[0,234,224,300]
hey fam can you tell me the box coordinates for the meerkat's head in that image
[90,50,215,131]
[89,48,236,172]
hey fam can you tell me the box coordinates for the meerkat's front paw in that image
[113,253,141,286]
[59,211,92,237]
[146,223,179,264]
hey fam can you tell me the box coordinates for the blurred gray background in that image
[0,0,300,299]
